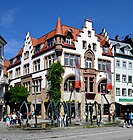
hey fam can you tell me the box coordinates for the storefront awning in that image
[116,102,133,106]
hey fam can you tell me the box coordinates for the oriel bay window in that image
[84,77,94,92]
[64,53,80,67]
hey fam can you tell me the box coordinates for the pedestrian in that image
[9,113,13,125]
[110,109,114,122]
[12,112,17,125]
[123,110,130,128]
[17,111,22,126]
[6,116,10,126]
[129,110,133,127]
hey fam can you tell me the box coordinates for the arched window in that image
[64,76,75,91]
[84,50,94,69]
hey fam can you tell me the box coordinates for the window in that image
[128,89,132,97]
[35,46,40,53]
[64,54,69,66]
[64,76,75,91]
[17,56,21,61]
[23,63,29,75]
[10,59,13,65]
[64,53,80,67]
[85,58,92,68]
[82,40,87,49]
[15,67,21,77]
[93,43,97,51]
[116,60,120,68]
[33,59,40,72]
[9,71,13,79]
[32,79,41,93]
[116,88,120,96]
[128,75,132,83]
[98,59,111,71]
[45,54,55,69]
[89,77,94,92]
[70,54,74,67]
[84,77,88,92]
[66,38,72,45]
[47,38,55,47]
[103,46,108,53]
[116,74,120,82]
[23,81,30,93]
[24,51,29,59]
[88,31,91,37]
[122,75,126,83]
[129,62,132,69]
[122,61,126,69]
[122,88,126,96]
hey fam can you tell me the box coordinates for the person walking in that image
[123,110,130,128]
[129,110,133,127]
[12,112,17,125]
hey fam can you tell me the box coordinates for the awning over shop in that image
[117,102,133,106]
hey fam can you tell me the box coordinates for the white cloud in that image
[1,9,17,28]
[4,39,23,60]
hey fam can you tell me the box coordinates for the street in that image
[0,122,133,140]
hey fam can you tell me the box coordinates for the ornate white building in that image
[7,18,114,118]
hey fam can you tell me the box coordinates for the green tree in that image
[47,61,64,102]
[4,86,29,104]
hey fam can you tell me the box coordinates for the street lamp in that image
[32,85,39,128]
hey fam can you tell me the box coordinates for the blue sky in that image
[0,0,133,60]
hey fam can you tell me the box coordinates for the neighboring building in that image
[0,35,7,120]
[111,36,133,116]
[7,18,114,119]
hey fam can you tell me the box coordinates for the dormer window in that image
[47,38,55,48]
[124,49,128,55]
[35,46,40,53]
[10,59,13,65]
[17,55,21,61]
[66,37,72,45]
[103,46,108,53]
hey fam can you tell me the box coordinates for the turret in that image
[55,17,63,62]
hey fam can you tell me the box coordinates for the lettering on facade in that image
[119,98,133,102]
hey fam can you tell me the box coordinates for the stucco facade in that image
[7,18,114,119]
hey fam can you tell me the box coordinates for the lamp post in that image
[33,85,38,128]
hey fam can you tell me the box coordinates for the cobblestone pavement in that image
[0,121,133,140]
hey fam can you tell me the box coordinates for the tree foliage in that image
[4,86,29,104]
[47,61,64,102]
